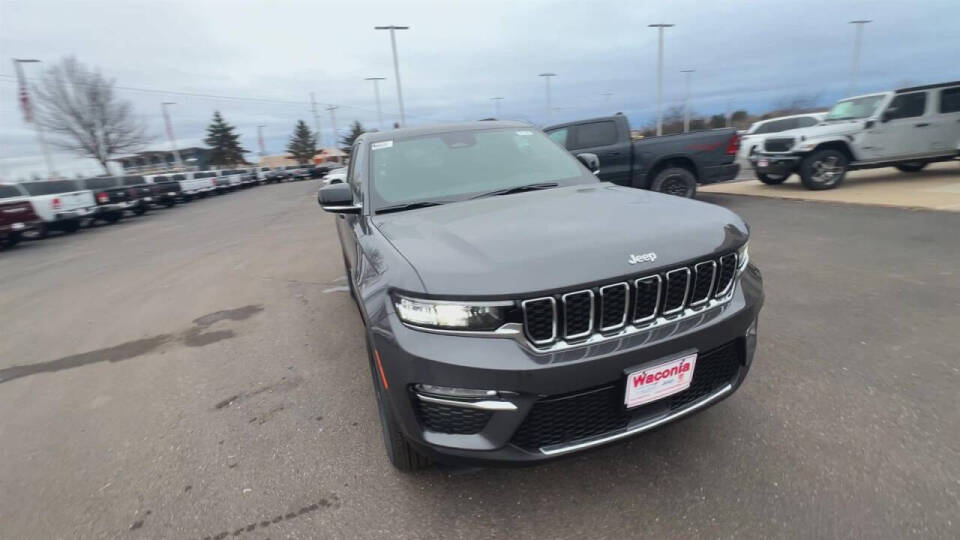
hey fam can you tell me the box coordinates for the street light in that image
[365,77,387,130]
[12,58,55,178]
[374,25,409,127]
[257,125,267,160]
[490,97,504,118]
[160,102,184,169]
[310,93,323,147]
[326,105,339,149]
[848,20,872,95]
[681,69,695,133]
[648,23,675,136]
[538,73,556,124]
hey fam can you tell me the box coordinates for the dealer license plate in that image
[757,158,769,167]
[625,353,697,408]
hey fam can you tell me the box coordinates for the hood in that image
[374,184,748,296]
[778,120,866,141]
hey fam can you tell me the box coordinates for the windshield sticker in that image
[371,141,394,150]
[516,130,533,136]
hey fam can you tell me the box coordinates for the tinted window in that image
[122,176,145,186]
[753,121,779,134]
[172,174,186,181]
[0,184,24,198]
[886,92,927,120]
[755,118,797,134]
[798,116,820,128]
[546,127,569,148]
[81,177,119,190]
[21,181,79,195]
[572,121,617,148]
[153,176,169,182]
[939,87,960,113]
[370,128,589,209]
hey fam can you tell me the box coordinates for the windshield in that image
[825,95,886,120]
[370,127,589,210]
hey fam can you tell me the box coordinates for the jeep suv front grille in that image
[763,137,794,152]
[520,252,739,347]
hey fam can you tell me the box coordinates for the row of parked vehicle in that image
[0,163,342,248]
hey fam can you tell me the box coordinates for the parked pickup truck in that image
[0,184,42,248]
[544,115,740,197]
[118,176,154,215]
[316,121,762,471]
[12,180,96,236]
[141,174,183,206]
[76,176,134,223]
[755,80,960,190]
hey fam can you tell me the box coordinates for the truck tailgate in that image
[56,191,96,211]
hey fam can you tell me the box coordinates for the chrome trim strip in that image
[690,261,717,307]
[632,274,662,324]
[522,297,557,345]
[598,282,630,332]
[662,268,691,316]
[714,254,738,298]
[561,290,595,340]
[415,393,518,411]
[395,295,515,307]
[538,384,733,455]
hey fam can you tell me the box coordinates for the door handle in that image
[914,123,931,127]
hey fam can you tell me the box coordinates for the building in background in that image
[259,154,299,168]
[313,148,346,165]
[111,147,211,174]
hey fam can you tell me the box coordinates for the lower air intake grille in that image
[510,340,743,451]
[415,400,492,434]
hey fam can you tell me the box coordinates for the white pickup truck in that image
[9,180,97,236]
[755,81,960,189]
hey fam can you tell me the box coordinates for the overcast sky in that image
[2,0,959,180]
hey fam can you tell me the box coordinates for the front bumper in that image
[700,162,740,184]
[754,154,801,176]
[370,266,763,466]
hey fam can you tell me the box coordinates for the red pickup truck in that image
[0,184,42,248]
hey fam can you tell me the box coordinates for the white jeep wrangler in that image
[754,81,960,190]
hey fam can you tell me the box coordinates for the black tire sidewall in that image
[651,167,697,198]
[895,162,927,172]
[800,150,848,190]
[756,171,789,185]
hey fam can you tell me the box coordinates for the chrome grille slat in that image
[633,275,661,324]
[561,290,594,340]
[690,261,717,306]
[598,282,630,331]
[662,268,691,315]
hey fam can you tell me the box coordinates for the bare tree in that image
[32,57,149,173]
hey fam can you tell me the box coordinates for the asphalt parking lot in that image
[1,181,958,539]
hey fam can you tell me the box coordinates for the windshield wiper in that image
[469,182,559,200]
[376,201,447,214]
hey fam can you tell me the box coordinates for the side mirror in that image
[881,108,898,123]
[317,183,360,214]
[576,152,600,174]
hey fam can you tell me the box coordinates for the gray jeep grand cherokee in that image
[318,121,763,471]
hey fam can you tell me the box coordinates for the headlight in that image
[796,141,817,151]
[394,295,511,330]
[737,241,749,270]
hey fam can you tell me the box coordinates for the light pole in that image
[648,24,674,136]
[538,73,556,124]
[13,58,55,178]
[601,92,614,102]
[374,25,409,127]
[160,102,184,170]
[326,105,339,149]
[257,125,267,161]
[849,20,871,96]
[310,93,323,147]
[490,97,504,118]
[681,69,695,133]
[365,77,386,130]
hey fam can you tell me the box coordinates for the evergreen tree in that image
[285,120,317,164]
[339,120,366,153]
[204,111,248,166]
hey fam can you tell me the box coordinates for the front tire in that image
[650,167,698,198]
[133,206,148,216]
[3,232,22,248]
[895,161,927,172]
[60,220,81,233]
[755,171,789,185]
[800,149,848,190]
